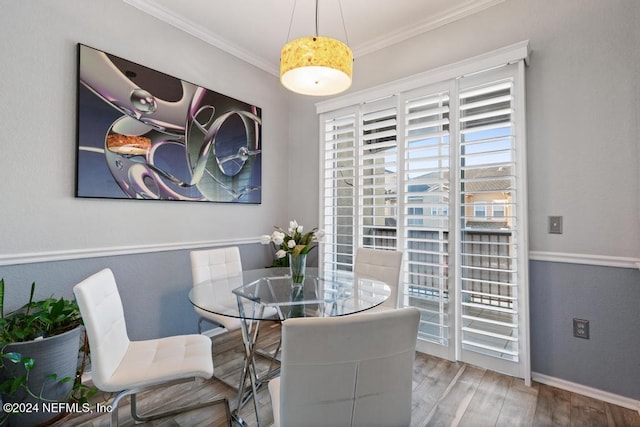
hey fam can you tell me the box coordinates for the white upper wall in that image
[0,0,290,259]
[288,0,640,259]
[1,0,638,262]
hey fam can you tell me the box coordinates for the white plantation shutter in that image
[402,86,451,347]
[457,66,526,371]
[322,109,357,272]
[360,97,398,250]
[319,43,529,380]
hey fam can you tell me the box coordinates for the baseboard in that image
[532,372,640,413]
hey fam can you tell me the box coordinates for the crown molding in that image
[353,0,506,57]
[121,0,279,75]
[123,0,506,78]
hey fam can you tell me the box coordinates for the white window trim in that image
[317,41,531,385]
[316,40,530,115]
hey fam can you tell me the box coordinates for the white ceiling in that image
[123,0,505,76]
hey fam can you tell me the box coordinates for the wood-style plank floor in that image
[55,323,640,427]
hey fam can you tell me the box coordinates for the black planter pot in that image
[1,326,82,427]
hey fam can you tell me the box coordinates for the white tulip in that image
[314,229,325,241]
[287,240,296,248]
[276,250,287,259]
[297,225,304,233]
[259,235,271,244]
[271,231,285,245]
[289,220,298,233]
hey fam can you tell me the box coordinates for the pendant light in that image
[280,0,353,96]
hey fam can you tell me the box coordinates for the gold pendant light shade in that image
[280,36,353,96]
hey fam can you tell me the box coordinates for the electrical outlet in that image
[573,318,589,339]
[549,216,563,234]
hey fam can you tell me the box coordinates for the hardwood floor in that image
[55,323,639,427]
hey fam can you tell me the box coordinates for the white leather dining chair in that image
[190,247,246,391]
[190,246,280,391]
[268,307,420,427]
[190,246,244,335]
[73,268,230,427]
[354,247,403,310]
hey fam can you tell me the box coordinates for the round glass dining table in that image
[188,267,391,426]
[188,267,391,322]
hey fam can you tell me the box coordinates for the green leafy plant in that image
[0,281,81,343]
[0,278,96,405]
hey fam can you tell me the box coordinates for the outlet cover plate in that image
[573,318,589,339]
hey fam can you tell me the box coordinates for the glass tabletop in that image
[189,267,391,321]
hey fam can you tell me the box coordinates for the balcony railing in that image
[364,226,514,309]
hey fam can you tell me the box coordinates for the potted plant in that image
[0,278,89,426]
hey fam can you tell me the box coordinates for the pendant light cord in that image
[286,0,350,44]
[285,0,297,43]
[338,0,349,46]
[315,0,319,37]
[318,0,348,43]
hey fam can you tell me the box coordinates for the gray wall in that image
[1,0,638,402]
[530,261,639,399]
[0,244,272,341]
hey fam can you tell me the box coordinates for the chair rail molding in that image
[529,251,640,272]
[0,237,259,266]
[3,246,638,272]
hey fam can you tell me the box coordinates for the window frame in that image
[474,202,487,218]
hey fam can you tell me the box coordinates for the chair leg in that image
[108,378,231,427]
[198,318,237,389]
[198,317,227,337]
[131,394,231,425]
[207,321,281,397]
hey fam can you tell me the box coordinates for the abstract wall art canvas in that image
[76,44,262,203]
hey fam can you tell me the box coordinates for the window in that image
[318,42,530,381]
[474,203,487,218]
[408,195,425,226]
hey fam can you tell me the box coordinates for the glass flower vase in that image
[288,279,305,318]
[288,252,307,285]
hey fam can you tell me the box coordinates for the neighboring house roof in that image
[462,165,513,193]
[406,165,512,193]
